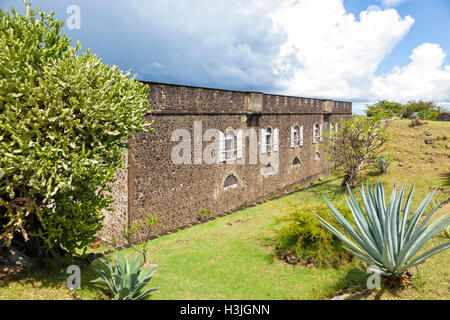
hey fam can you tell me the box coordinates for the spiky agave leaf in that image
[91,252,160,300]
[313,181,450,276]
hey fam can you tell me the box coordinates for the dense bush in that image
[0,3,151,256]
[366,100,404,119]
[274,200,354,267]
[366,100,444,120]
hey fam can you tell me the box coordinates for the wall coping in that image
[140,80,353,115]
[139,80,353,104]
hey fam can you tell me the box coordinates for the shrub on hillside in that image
[320,116,389,187]
[274,200,353,267]
[0,3,151,257]
[366,100,404,119]
[366,100,444,120]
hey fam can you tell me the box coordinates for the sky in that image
[1,0,449,114]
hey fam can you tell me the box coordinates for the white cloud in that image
[121,0,298,91]
[3,0,449,109]
[271,0,414,100]
[1,0,296,92]
[372,43,450,102]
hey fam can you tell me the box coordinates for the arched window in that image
[313,123,322,143]
[293,126,299,143]
[314,152,321,161]
[313,124,319,143]
[293,156,301,167]
[291,126,299,148]
[224,174,238,189]
[260,127,278,155]
[291,125,304,148]
[263,164,275,176]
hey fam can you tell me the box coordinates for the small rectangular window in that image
[291,126,302,147]
[299,126,304,146]
[260,128,267,155]
[313,124,319,144]
[225,130,236,160]
[273,128,279,152]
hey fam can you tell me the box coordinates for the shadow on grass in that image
[296,182,347,202]
[366,170,385,178]
[327,263,424,300]
[323,265,387,300]
[439,171,450,186]
[0,258,108,299]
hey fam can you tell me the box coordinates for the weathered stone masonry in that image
[97,81,352,243]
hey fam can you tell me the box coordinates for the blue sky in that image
[344,0,450,72]
[1,0,449,114]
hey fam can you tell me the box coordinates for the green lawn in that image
[1,119,449,300]
[120,182,363,300]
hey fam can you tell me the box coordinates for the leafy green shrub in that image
[92,251,159,300]
[274,200,354,267]
[315,181,450,276]
[366,100,404,119]
[366,100,444,120]
[0,3,151,256]
[199,209,211,216]
[320,116,389,187]
[402,101,443,120]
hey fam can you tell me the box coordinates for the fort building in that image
[97,81,352,243]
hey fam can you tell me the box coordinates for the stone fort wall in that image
[97,82,352,243]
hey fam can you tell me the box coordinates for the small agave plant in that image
[314,181,450,276]
[445,225,450,239]
[372,156,391,174]
[91,251,159,300]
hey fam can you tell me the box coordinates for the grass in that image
[0,119,448,300]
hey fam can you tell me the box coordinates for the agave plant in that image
[314,181,450,276]
[91,251,159,300]
[445,225,450,239]
[372,156,391,174]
